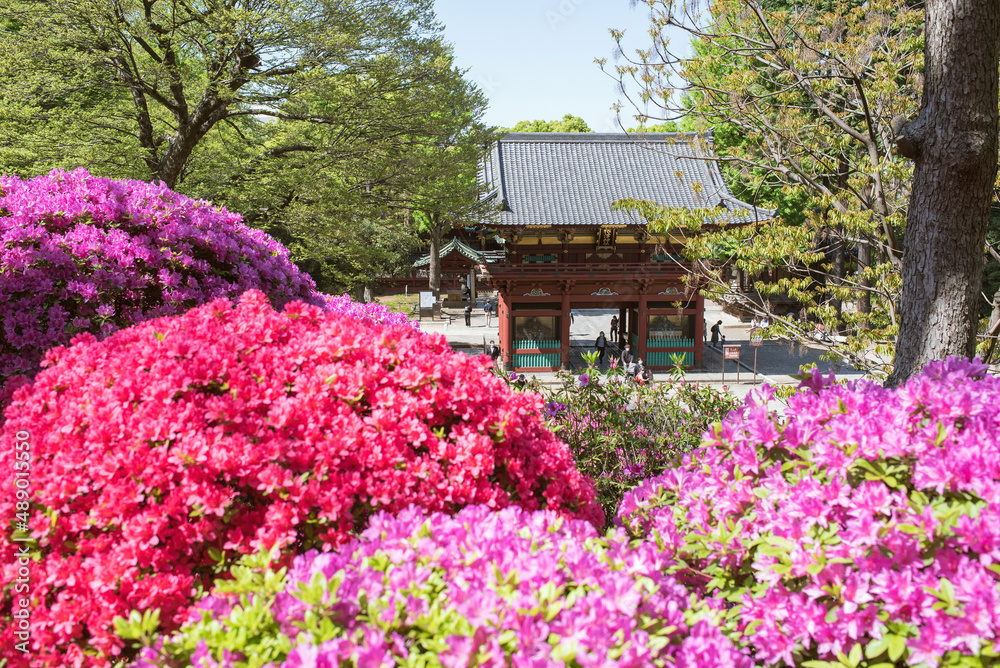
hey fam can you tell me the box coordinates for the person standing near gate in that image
[710,320,722,348]
[610,315,619,342]
[486,340,500,367]
[595,331,607,366]
[621,343,635,377]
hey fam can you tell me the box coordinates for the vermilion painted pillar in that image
[694,292,705,367]
[561,292,571,370]
[637,292,648,364]
[499,293,512,370]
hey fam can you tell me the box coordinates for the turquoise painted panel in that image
[647,337,695,348]
[514,339,560,349]
[513,353,561,368]
[647,351,693,367]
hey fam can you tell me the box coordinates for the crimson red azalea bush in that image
[0,291,601,667]
[0,169,317,380]
[618,358,1000,667]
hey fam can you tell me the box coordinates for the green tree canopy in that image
[0,0,497,293]
[505,114,593,133]
[625,121,679,133]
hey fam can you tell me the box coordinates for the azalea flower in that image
[0,291,601,665]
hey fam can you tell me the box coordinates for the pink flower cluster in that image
[317,293,417,330]
[0,291,600,667]
[0,169,317,378]
[136,505,751,668]
[618,358,1000,667]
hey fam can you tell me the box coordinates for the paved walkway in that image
[414,298,866,402]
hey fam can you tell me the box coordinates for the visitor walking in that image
[464,303,472,326]
[710,320,722,348]
[610,315,618,342]
[595,331,607,365]
[486,340,500,367]
[621,343,636,377]
[484,300,493,327]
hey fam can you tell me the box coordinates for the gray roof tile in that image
[480,132,773,227]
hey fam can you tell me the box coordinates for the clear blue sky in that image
[432,0,666,133]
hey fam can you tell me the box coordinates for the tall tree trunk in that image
[858,237,872,325]
[830,230,845,331]
[428,214,442,297]
[888,0,1000,386]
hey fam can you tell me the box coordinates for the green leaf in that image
[887,634,907,662]
[865,636,888,659]
[848,641,863,667]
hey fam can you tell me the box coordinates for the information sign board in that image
[724,345,741,360]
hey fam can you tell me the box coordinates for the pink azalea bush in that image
[132,504,751,668]
[618,358,1000,667]
[0,168,317,379]
[0,291,600,667]
[317,293,417,330]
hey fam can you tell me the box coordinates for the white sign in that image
[419,291,435,309]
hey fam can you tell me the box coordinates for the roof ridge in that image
[500,132,703,142]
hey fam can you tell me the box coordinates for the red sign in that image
[724,345,741,360]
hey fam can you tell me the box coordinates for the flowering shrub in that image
[544,364,739,523]
[0,291,600,667]
[618,358,1000,667]
[132,505,751,668]
[318,293,418,330]
[0,169,319,379]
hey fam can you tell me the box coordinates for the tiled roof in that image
[479,132,773,228]
[412,238,502,267]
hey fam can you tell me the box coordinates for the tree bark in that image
[830,229,845,331]
[858,238,871,324]
[428,214,443,297]
[888,0,1000,386]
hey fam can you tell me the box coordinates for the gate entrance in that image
[474,131,773,371]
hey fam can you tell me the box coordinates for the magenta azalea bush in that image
[0,291,600,667]
[132,505,750,668]
[618,358,1000,667]
[0,169,317,379]
[318,293,417,330]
